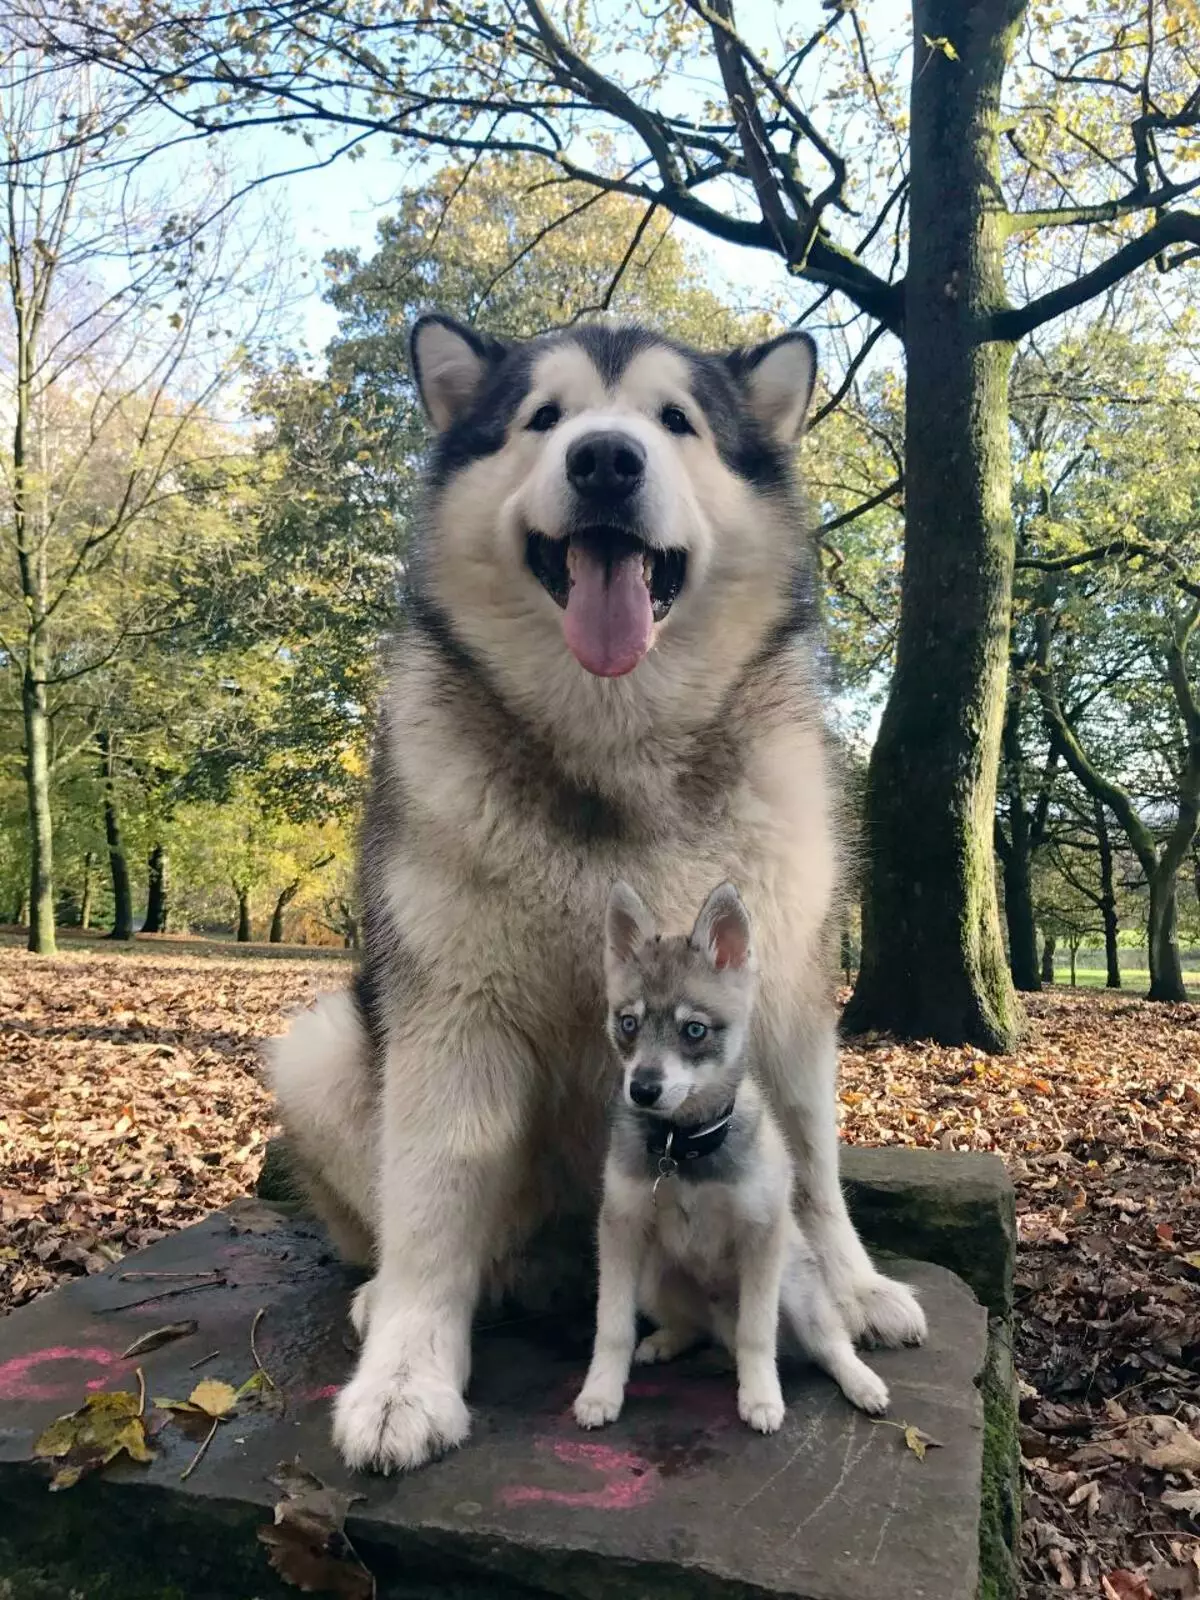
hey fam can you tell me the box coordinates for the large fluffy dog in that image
[268,315,925,1473]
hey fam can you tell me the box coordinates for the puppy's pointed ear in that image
[606,880,656,968]
[691,882,752,972]
[726,331,817,447]
[410,314,506,431]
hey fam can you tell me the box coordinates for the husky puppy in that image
[267,314,925,1474]
[575,880,889,1435]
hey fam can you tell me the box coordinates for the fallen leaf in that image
[121,1320,198,1358]
[902,1422,943,1460]
[1156,1223,1175,1243]
[1117,1417,1200,1472]
[259,1458,374,1598]
[189,1379,238,1418]
[1103,1572,1154,1600]
[33,1388,155,1491]
[1162,1489,1200,1517]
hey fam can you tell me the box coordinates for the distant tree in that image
[0,44,278,953]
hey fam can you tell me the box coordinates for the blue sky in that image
[213,0,914,358]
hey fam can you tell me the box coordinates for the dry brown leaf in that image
[1103,1572,1154,1600]
[121,1320,198,1358]
[258,1458,374,1598]
[1162,1489,1200,1517]
[1119,1417,1200,1473]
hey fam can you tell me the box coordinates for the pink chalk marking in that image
[307,1384,341,1401]
[0,1345,126,1402]
[499,1435,659,1511]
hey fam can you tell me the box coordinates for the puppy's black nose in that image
[629,1076,661,1107]
[566,431,645,505]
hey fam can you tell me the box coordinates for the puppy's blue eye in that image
[660,405,694,436]
[528,403,561,432]
[683,1020,708,1042]
[619,1013,639,1037]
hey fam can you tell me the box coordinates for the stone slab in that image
[0,1200,990,1600]
[839,1148,1016,1318]
[257,1136,1018,1317]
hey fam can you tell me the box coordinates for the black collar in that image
[643,1102,736,1166]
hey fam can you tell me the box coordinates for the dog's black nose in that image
[629,1076,661,1108]
[566,431,645,505]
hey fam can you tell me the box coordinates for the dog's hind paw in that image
[846,1273,926,1349]
[348,1278,375,1342]
[333,1370,470,1474]
[739,1389,785,1434]
[634,1326,696,1365]
[574,1387,623,1429]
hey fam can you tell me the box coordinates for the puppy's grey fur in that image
[267,314,925,1474]
[575,880,889,1433]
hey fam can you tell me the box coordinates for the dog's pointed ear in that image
[691,882,752,972]
[606,880,656,968]
[410,314,507,431]
[726,331,817,447]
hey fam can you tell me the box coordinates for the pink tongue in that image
[563,544,653,677]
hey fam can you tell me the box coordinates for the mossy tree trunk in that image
[845,0,1026,1050]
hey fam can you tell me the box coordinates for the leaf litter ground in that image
[1,947,1197,1595]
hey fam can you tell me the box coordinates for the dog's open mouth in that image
[526,528,687,679]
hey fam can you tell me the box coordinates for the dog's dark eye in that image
[683,1020,709,1042]
[660,405,694,437]
[527,403,561,432]
[618,1013,639,1037]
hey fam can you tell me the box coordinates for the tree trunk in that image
[1147,871,1186,1001]
[21,662,56,954]
[269,881,300,945]
[15,888,30,926]
[1040,934,1056,984]
[1094,801,1120,989]
[845,0,1026,1050]
[99,732,133,941]
[236,887,252,943]
[143,844,168,934]
[1069,941,1078,988]
[999,685,1041,991]
[80,850,94,931]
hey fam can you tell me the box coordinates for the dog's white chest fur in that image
[650,1180,742,1293]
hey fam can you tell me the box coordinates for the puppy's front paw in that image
[839,1359,889,1416]
[845,1273,927,1349]
[333,1369,470,1474]
[739,1388,785,1434]
[574,1387,623,1429]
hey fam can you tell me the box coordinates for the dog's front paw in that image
[333,1369,470,1474]
[838,1358,890,1416]
[574,1386,624,1429]
[739,1387,785,1434]
[842,1273,926,1349]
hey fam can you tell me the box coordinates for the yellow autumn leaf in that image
[189,1379,238,1418]
[922,33,959,60]
[33,1389,155,1491]
[904,1423,927,1460]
